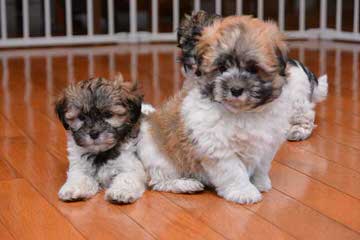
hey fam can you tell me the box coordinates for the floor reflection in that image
[0,42,360,238]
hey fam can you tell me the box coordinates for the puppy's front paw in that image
[105,185,145,204]
[218,184,262,204]
[58,179,99,202]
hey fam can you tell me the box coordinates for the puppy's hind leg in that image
[138,122,204,194]
[287,100,316,141]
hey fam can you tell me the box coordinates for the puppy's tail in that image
[177,11,220,72]
[312,74,328,103]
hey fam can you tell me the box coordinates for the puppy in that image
[137,11,327,204]
[55,75,146,203]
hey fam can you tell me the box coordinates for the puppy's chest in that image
[187,107,288,160]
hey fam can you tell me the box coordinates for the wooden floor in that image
[0,41,359,240]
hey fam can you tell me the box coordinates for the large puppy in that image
[137,12,327,204]
[55,76,146,203]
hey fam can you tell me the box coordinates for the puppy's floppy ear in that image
[54,94,70,130]
[114,72,138,92]
[177,10,221,75]
[275,45,288,77]
[126,94,143,124]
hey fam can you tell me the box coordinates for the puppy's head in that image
[55,75,143,153]
[178,13,288,112]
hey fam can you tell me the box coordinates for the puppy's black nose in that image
[230,87,244,97]
[89,131,100,139]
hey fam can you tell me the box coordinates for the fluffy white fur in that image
[58,133,146,203]
[138,65,328,204]
[58,104,154,203]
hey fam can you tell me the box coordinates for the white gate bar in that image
[336,0,342,32]
[87,0,94,35]
[107,0,114,35]
[299,0,305,32]
[354,0,359,33]
[130,0,137,36]
[257,0,263,20]
[194,0,200,12]
[66,0,73,36]
[320,0,327,31]
[44,0,51,37]
[1,0,7,39]
[152,0,158,34]
[215,0,222,15]
[173,0,179,32]
[22,0,29,38]
[236,0,243,15]
[278,0,285,31]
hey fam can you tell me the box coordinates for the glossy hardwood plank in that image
[164,191,296,240]
[119,191,226,240]
[0,114,23,138]
[247,189,360,240]
[0,139,154,240]
[294,134,360,172]
[277,144,360,199]
[0,222,15,240]
[0,138,225,240]
[323,92,360,116]
[271,160,360,233]
[1,43,359,239]
[315,121,360,150]
[316,107,360,132]
[0,179,85,240]
[0,158,18,181]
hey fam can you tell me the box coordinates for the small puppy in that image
[55,75,146,203]
[137,12,327,204]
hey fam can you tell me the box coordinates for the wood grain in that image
[0,179,84,240]
[0,43,359,240]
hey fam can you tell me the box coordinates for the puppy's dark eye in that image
[246,63,258,74]
[218,65,227,73]
[103,112,113,119]
[78,114,86,121]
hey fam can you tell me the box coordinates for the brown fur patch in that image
[147,87,207,175]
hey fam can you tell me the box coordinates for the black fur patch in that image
[177,11,221,73]
[276,47,287,77]
[85,145,120,168]
[288,58,318,99]
[214,53,238,72]
[55,98,70,130]
[201,82,215,99]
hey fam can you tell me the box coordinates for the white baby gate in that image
[0,0,359,48]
